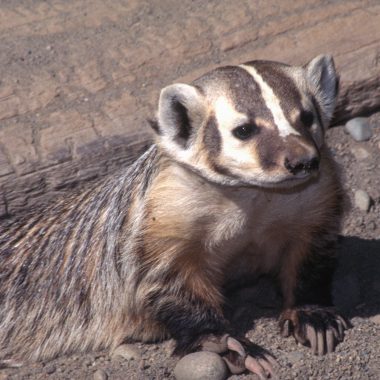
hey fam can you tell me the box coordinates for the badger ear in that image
[155,84,207,148]
[305,55,339,124]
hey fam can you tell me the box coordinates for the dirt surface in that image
[0,1,379,379]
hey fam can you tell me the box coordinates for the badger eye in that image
[232,124,258,140]
[300,110,314,128]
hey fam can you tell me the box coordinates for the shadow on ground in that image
[334,236,380,318]
[225,235,380,334]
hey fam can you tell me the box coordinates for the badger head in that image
[152,55,339,188]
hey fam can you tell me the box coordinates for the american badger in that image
[0,55,350,378]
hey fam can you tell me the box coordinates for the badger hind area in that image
[0,146,161,363]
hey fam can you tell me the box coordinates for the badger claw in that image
[199,334,277,378]
[279,305,352,355]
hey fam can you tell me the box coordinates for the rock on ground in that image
[354,189,372,212]
[111,344,142,361]
[174,352,228,380]
[93,369,108,380]
[345,117,373,141]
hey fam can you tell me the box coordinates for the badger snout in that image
[284,154,320,177]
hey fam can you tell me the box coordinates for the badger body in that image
[0,55,350,377]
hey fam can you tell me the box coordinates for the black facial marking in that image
[203,115,221,155]
[300,110,314,128]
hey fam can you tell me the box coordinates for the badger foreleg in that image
[143,271,277,379]
[279,235,351,355]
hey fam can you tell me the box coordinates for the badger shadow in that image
[224,235,380,336]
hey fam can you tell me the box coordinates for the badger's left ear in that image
[155,83,207,149]
[305,55,339,124]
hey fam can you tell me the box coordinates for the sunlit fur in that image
[0,55,343,365]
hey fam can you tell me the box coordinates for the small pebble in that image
[354,189,371,212]
[174,352,228,380]
[368,221,377,230]
[350,146,370,161]
[93,369,108,380]
[286,351,304,364]
[344,117,372,141]
[139,359,150,370]
[44,365,56,374]
[111,344,141,361]
[369,315,380,324]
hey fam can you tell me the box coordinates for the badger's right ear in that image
[154,84,207,148]
[305,55,339,125]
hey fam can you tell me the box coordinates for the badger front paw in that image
[198,333,278,379]
[279,305,352,355]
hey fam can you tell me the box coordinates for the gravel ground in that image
[0,116,379,379]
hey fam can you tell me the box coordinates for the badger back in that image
[0,145,159,362]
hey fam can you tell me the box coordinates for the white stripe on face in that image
[214,96,247,130]
[239,64,300,138]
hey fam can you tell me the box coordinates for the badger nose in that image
[284,156,320,176]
